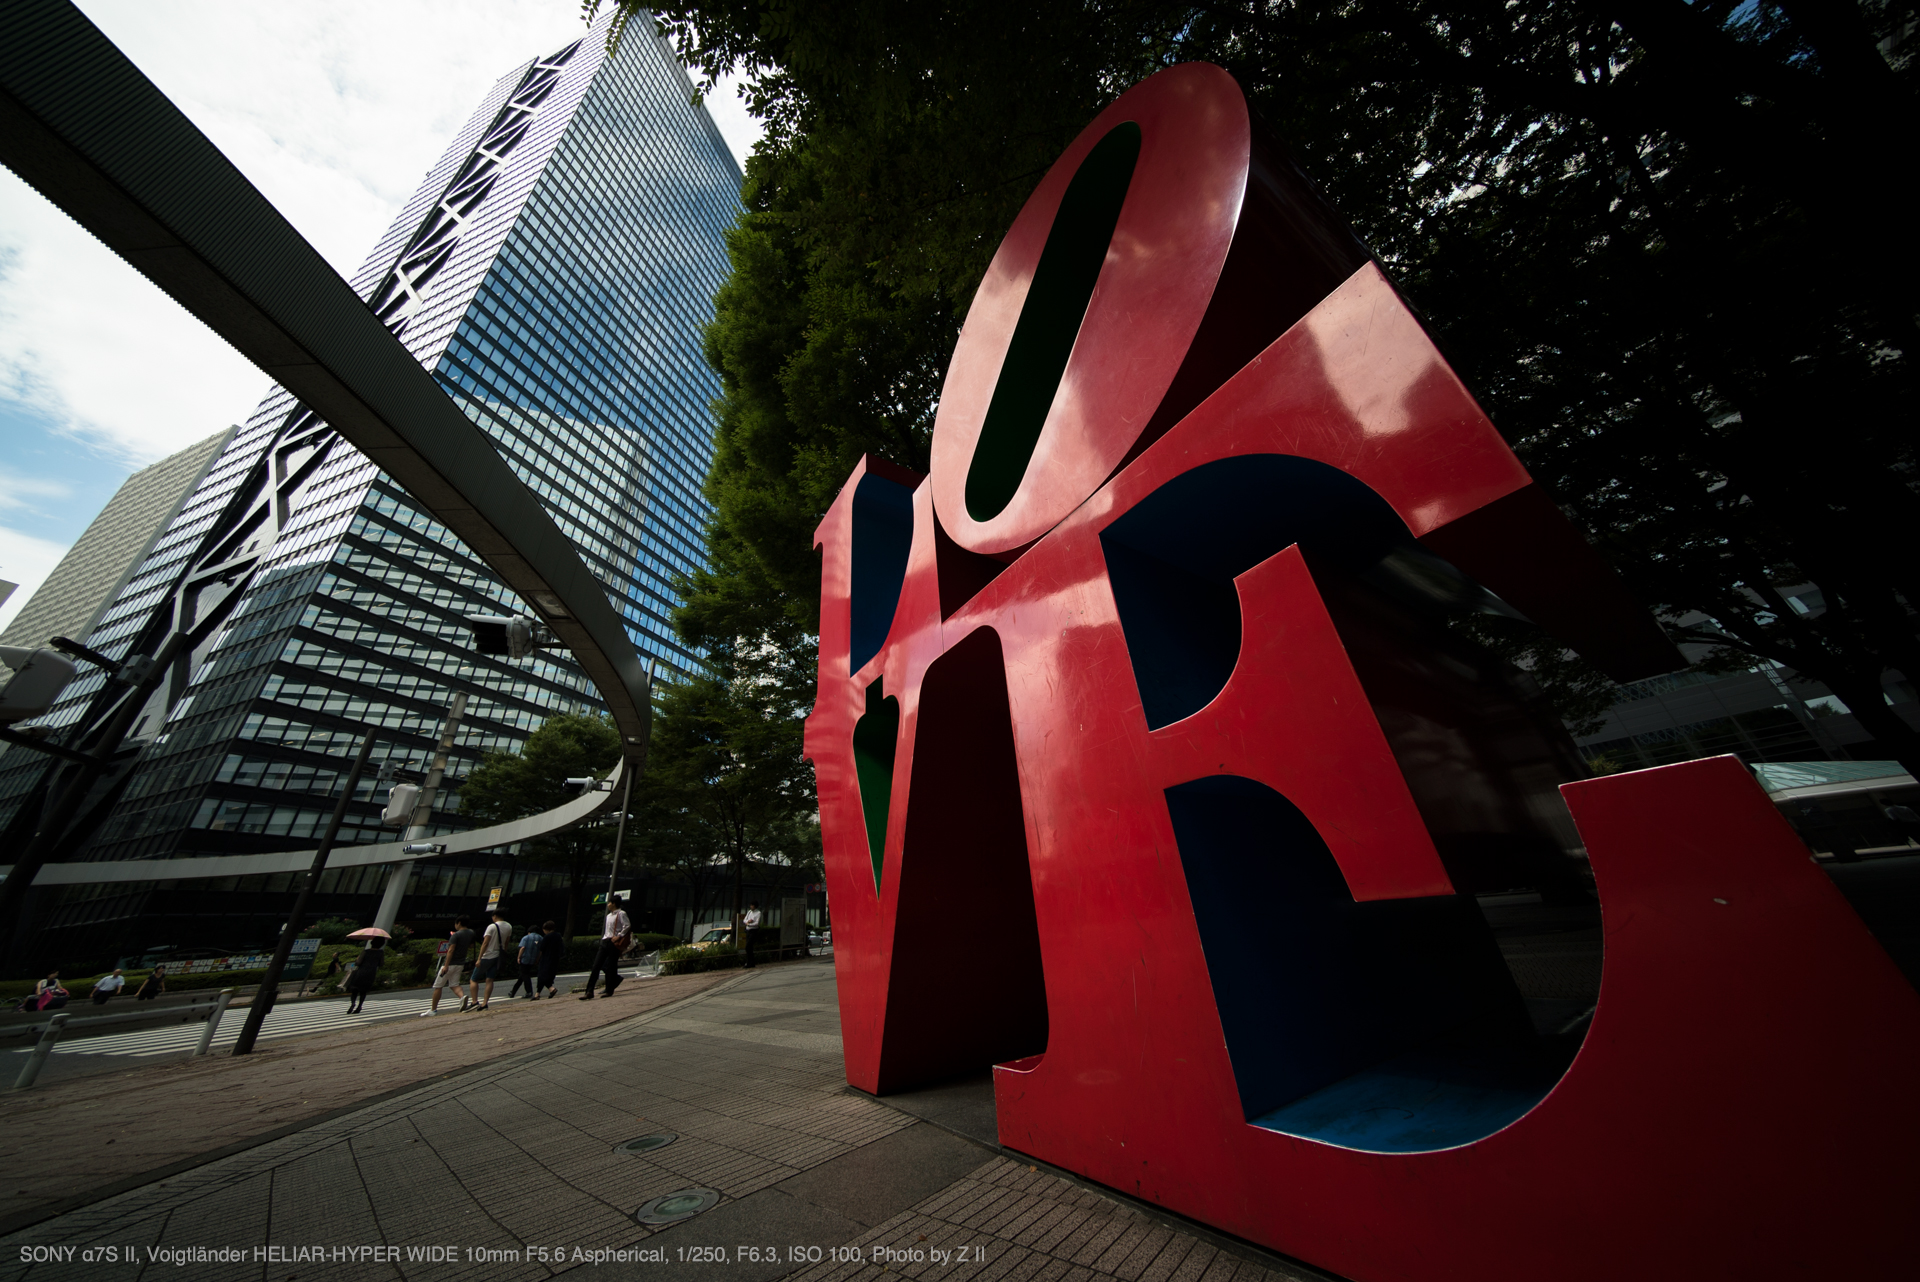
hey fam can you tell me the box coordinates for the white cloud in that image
[0,170,270,468]
[0,526,73,634]
[0,475,71,518]
[1,1,764,469]
[705,71,763,170]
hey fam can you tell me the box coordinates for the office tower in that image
[0,16,739,951]
[0,428,232,658]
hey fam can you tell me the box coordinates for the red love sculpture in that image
[806,63,1918,1281]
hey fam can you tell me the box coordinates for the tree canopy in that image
[627,651,822,924]
[601,0,1918,773]
[460,711,622,934]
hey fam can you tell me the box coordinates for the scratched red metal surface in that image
[806,63,1917,1282]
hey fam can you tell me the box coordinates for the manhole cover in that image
[634,1188,719,1225]
[615,1133,679,1156]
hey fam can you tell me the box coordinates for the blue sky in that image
[0,1,762,633]
[0,400,136,548]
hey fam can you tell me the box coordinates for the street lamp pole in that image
[372,694,467,932]
[230,728,379,1056]
[605,764,635,901]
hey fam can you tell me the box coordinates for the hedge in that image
[659,943,741,975]
[563,932,681,970]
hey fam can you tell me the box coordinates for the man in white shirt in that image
[90,969,126,1005]
[469,908,513,1011]
[742,902,762,969]
[580,896,630,1000]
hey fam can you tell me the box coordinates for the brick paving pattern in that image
[0,961,1322,1282]
[0,970,735,1229]
[792,1157,1318,1282]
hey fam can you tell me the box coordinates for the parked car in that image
[688,923,733,951]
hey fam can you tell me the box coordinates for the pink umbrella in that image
[345,927,391,939]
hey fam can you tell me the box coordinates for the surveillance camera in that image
[401,842,444,855]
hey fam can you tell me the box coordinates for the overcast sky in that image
[0,1,762,633]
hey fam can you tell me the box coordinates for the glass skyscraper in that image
[0,16,739,951]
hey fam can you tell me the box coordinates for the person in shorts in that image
[469,908,513,1010]
[424,916,477,1015]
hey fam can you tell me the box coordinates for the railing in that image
[2,987,237,1089]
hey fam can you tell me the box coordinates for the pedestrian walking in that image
[536,920,562,998]
[509,924,543,998]
[344,943,384,1014]
[470,908,513,1010]
[134,965,166,1001]
[423,917,477,1015]
[742,902,762,969]
[579,897,630,1000]
[322,952,343,986]
[90,969,127,1005]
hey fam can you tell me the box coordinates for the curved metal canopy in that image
[0,1,652,887]
[0,0,652,755]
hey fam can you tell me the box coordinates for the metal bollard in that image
[194,988,238,1057]
[14,1013,68,1091]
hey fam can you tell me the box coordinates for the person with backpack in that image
[469,908,513,1011]
[509,924,543,999]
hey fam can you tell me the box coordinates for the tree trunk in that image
[732,851,745,952]
[562,870,580,944]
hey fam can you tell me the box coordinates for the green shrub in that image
[140,969,270,994]
[298,918,361,945]
[563,932,685,968]
[659,943,740,976]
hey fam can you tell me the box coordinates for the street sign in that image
[591,890,633,906]
[487,886,502,906]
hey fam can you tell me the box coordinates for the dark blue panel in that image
[1100,454,1411,728]
[1251,1034,1568,1153]
[850,473,916,675]
[1165,774,1543,1147]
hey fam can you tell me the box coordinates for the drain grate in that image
[634,1188,719,1225]
[615,1133,679,1156]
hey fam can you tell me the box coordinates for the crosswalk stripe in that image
[6,964,673,1060]
[6,996,433,1058]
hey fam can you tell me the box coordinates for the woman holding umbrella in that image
[342,927,389,1015]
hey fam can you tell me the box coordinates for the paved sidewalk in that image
[7,968,645,1086]
[0,959,1322,1282]
[0,970,734,1232]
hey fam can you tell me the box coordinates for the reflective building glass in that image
[0,18,739,924]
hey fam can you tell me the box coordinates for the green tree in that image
[460,712,622,938]
[603,0,1918,774]
[628,657,822,939]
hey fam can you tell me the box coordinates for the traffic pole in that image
[230,728,379,1055]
